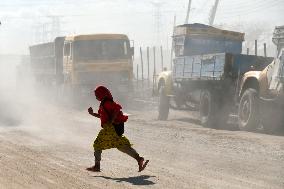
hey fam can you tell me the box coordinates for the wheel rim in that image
[240,96,250,125]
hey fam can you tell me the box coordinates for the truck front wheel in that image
[158,86,170,120]
[238,88,260,131]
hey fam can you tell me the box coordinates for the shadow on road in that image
[93,175,156,186]
[173,116,284,136]
[174,117,241,131]
[174,117,201,125]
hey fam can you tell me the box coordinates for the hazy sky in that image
[0,0,283,54]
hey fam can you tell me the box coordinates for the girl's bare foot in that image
[86,163,100,172]
[138,157,149,172]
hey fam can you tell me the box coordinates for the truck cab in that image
[241,26,284,100]
[266,26,284,99]
[62,34,134,101]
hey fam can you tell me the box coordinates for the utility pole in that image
[184,0,192,24]
[209,0,220,26]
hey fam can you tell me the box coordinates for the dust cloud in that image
[0,55,25,127]
[0,54,89,143]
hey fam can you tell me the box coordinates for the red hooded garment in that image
[94,86,128,127]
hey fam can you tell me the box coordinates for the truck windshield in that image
[175,36,242,56]
[74,39,130,61]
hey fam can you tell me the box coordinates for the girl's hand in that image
[88,107,93,115]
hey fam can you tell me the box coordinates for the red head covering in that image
[94,85,113,101]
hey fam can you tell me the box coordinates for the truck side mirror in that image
[130,47,134,56]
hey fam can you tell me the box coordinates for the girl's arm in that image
[92,113,100,118]
[88,107,100,118]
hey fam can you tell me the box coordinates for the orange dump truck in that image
[30,34,134,102]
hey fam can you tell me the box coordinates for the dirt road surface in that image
[0,100,284,189]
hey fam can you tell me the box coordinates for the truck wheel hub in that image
[241,99,250,122]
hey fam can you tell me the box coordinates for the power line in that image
[0,0,92,7]
[33,15,63,44]
[217,2,283,20]
[219,0,283,15]
[220,0,282,11]
[151,1,165,45]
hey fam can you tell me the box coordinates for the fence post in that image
[170,15,176,70]
[160,46,164,71]
[264,43,267,57]
[140,47,144,81]
[152,47,156,94]
[247,48,249,55]
[140,47,144,91]
[255,40,258,56]
[153,46,156,78]
[136,64,139,90]
[147,46,150,86]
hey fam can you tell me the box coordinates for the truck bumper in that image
[259,96,284,109]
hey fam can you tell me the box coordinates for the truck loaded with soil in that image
[156,24,284,133]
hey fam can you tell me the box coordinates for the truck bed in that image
[173,53,273,81]
[29,37,64,76]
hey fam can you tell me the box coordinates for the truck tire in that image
[158,86,170,120]
[238,88,260,131]
[199,90,218,128]
[199,89,230,129]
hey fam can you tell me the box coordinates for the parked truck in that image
[156,23,284,133]
[29,34,134,102]
[239,25,284,132]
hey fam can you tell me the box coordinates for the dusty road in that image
[0,100,284,189]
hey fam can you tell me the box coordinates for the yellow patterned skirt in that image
[93,123,131,150]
